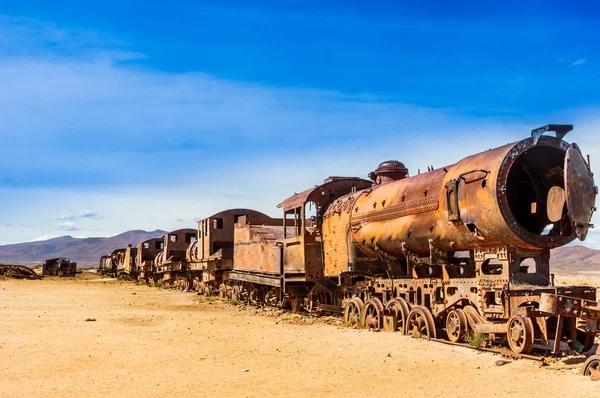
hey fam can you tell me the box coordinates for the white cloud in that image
[59,209,98,220]
[55,221,79,231]
[79,209,98,218]
[570,58,586,67]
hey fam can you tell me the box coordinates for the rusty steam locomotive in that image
[99,124,599,356]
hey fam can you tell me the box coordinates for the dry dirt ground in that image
[1,274,600,398]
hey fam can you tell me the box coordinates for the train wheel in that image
[446,308,468,343]
[507,315,534,354]
[360,298,384,330]
[265,289,279,307]
[344,297,364,327]
[385,298,410,334]
[406,306,436,340]
[583,355,600,378]
[239,284,251,303]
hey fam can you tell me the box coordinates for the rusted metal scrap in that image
[43,258,77,277]
[0,263,41,279]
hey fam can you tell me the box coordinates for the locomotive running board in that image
[229,270,281,287]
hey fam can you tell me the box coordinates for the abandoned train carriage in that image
[98,255,110,275]
[186,209,279,295]
[154,228,196,287]
[43,257,77,277]
[226,177,373,309]
[136,238,164,283]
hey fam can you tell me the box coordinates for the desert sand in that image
[1,274,599,398]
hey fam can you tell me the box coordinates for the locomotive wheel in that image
[446,308,468,343]
[507,315,534,354]
[239,284,250,303]
[344,297,364,327]
[582,355,600,378]
[406,306,436,340]
[385,298,410,334]
[360,298,384,330]
[264,289,279,307]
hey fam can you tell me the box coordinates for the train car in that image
[188,209,281,296]
[109,248,127,279]
[154,228,196,287]
[223,124,599,355]
[120,245,138,280]
[43,258,77,277]
[98,255,111,275]
[228,177,372,310]
[136,238,164,283]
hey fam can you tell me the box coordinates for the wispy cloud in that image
[59,209,99,220]
[570,58,586,67]
[55,221,79,231]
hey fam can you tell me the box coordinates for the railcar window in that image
[233,214,246,223]
[185,233,196,243]
[155,241,163,250]
[143,243,149,249]
[170,235,177,243]
[284,209,302,238]
[214,218,224,229]
[305,201,319,233]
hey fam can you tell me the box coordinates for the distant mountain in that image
[0,230,167,266]
[551,245,600,272]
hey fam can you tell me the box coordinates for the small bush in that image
[230,297,240,306]
[464,332,489,348]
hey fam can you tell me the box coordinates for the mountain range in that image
[0,230,167,266]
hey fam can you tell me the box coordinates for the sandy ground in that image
[1,275,600,398]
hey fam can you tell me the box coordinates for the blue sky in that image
[1,1,600,248]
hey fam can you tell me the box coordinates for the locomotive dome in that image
[369,160,408,184]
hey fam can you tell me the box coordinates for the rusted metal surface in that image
[43,258,77,277]
[154,229,196,274]
[0,263,41,279]
[136,238,163,281]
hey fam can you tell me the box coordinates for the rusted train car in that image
[136,238,164,283]
[98,255,111,275]
[42,258,77,276]
[154,229,196,287]
[186,209,279,295]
